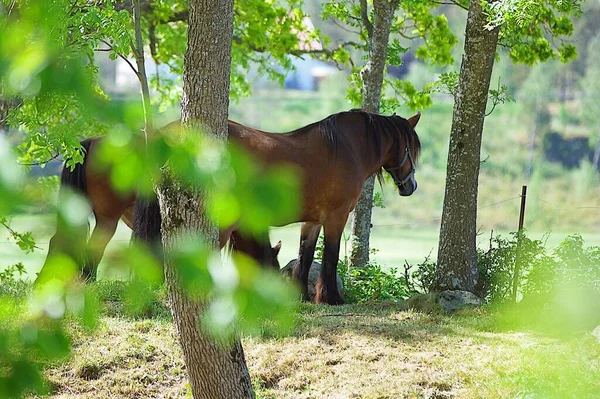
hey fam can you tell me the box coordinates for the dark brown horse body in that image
[42,136,281,282]
[135,110,421,304]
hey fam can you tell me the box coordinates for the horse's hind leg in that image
[82,215,119,280]
[121,205,135,230]
[315,215,348,305]
[293,222,321,301]
[37,220,89,284]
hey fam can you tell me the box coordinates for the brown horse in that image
[41,135,282,282]
[135,110,421,304]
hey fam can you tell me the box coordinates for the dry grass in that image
[44,319,187,398]
[37,302,600,399]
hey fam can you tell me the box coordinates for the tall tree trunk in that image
[433,0,499,293]
[349,0,399,268]
[157,0,254,398]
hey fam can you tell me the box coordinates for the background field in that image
[5,85,600,278]
[4,213,600,281]
[5,64,600,277]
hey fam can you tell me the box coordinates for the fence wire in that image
[1,192,599,247]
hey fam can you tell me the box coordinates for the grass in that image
[31,290,600,399]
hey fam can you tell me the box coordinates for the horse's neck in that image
[350,121,395,180]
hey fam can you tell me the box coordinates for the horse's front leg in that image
[83,214,119,281]
[315,217,348,305]
[293,222,321,301]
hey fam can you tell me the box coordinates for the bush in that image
[477,231,556,303]
[0,263,30,298]
[406,255,436,294]
[409,231,600,310]
[338,260,409,303]
[314,236,411,304]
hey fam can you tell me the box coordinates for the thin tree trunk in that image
[433,0,500,293]
[157,0,254,397]
[131,0,153,135]
[349,0,399,269]
[593,134,600,170]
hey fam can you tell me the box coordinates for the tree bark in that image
[349,0,399,269]
[157,0,254,398]
[433,0,500,292]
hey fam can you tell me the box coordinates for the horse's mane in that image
[288,109,421,180]
[287,116,339,150]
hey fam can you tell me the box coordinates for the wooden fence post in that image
[512,185,527,303]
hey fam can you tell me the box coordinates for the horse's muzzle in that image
[398,176,417,196]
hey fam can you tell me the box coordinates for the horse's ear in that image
[408,112,421,129]
[273,240,282,255]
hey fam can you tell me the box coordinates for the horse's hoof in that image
[299,292,311,302]
[313,292,344,305]
[328,296,345,306]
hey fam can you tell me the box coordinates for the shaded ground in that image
[40,302,600,399]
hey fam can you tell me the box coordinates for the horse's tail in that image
[132,194,163,263]
[38,140,93,284]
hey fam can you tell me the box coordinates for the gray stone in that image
[281,259,344,301]
[437,290,483,313]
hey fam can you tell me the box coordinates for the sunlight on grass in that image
[32,292,600,399]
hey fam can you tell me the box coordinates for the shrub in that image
[314,236,411,304]
[409,231,600,311]
[338,260,409,303]
[406,254,436,294]
[477,231,556,303]
[0,263,30,298]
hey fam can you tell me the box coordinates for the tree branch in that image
[233,37,360,69]
[18,153,60,166]
[99,39,139,78]
[360,0,373,39]
[331,17,362,35]
[430,0,468,11]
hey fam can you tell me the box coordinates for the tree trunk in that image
[131,0,153,135]
[349,0,399,269]
[157,0,254,398]
[593,134,600,170]
[433,0,500,293]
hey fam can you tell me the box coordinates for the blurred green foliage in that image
[0,0,596,395]
[0,0,304,394]
[406,230,600,334]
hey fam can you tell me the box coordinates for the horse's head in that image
[384,112,421,197]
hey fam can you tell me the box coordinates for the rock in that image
[400,293,441,313]
[281,259,344,301]
[437,290,483,313]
